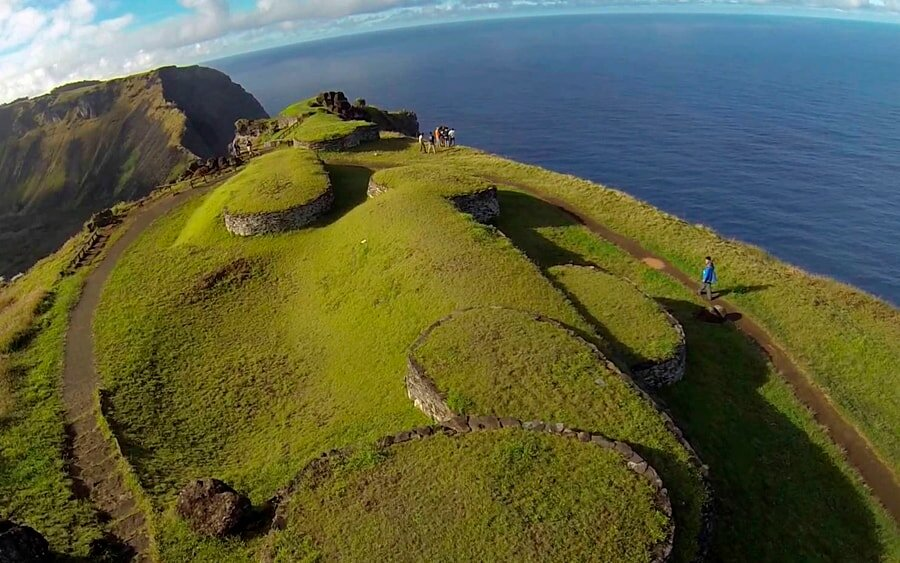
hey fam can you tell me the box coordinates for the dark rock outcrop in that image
[176,479,251,537]
[0,520,51,562]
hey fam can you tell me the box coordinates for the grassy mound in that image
[258,97,375,144]
[222,149,329,215]
[370,164,494,197]
[410,307,704,556]
[547,265,681,365]
[271,430,669,562]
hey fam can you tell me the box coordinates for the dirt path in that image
[62,184,215,560]
[507,183,900,523]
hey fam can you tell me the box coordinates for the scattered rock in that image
[468,415,501,430]
[176,478,251,537]
[0,520,51,563]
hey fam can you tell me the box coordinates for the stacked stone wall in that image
[224,188,334,236]
[405,305,713,559]
[298,125,380,152]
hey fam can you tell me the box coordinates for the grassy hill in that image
[1,94,898,562]
[0,65,268,279]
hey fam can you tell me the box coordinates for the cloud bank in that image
[1,0,898,103]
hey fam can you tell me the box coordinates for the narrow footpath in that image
[62,183,216,560]
[510,182,900,524]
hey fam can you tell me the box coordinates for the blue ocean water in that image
[211,15,900,305]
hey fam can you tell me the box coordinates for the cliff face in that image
[0,65,268,277]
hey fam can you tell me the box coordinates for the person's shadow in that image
[494,188,888,561]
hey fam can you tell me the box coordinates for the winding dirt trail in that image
[506,182,900,524]
[62,184,216,560]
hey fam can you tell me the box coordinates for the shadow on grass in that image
[322,165,372,224]
[495,188,888,561]
[716,284,773,297]
[344,137,415,154]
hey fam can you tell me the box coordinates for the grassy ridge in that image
[326,138,900,474]
[99,164,689,560]
[325,139,899,561]
[275,430,669,562]
[223,149,330,214]
[547,264,681,365]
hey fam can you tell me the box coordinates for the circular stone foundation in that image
[223,187,334,236]
[270,427,673,562]
[548,265,686,389]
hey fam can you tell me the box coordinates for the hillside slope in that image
[0,65,268,278]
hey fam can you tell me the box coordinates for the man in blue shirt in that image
[700,256,717,300]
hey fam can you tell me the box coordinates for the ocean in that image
[211,14,900,305]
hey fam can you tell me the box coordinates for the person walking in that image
[448,128,456,147]
[700,256,717,300]
[418,132,425,153]
[427,132,436,153]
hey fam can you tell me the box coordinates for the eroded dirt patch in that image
[183,258,260,304]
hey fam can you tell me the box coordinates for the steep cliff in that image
[0,65,267,277]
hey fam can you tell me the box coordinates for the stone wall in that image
[558,265,687,389]
[406,357,456,422]
[273,417,675,563]
[405,305,713,560]
[223,188,334,236]
[450,188,500,224]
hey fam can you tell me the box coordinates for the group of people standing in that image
[418,125,456,153]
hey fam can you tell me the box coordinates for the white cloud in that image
[1,0,899,103]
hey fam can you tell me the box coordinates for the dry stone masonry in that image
[224,187,334,236]
[450,187,500,224]
[275,418,675,563]
[405,306,713,559]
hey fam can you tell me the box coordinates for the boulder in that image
[176,478,251,537]
[0,520,51,562]
[697,305,727,324]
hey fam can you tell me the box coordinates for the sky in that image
[1,0,899,103]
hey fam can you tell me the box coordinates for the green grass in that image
[221,148,329,215]
[93,162,705,561]
[278,98,320,118]
[323,140,900,561]
[325,138,900,474]
[547,264,681,365]
[274,430,669,562]
[412,307,704,556]
[276,113,373,144]
[0,271,104,556]
[370,164,494,196]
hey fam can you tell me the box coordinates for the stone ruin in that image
[312,91,366,121]
[176,155,244,183]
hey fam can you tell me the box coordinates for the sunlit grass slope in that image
[93,161,706,560]
[221,148,329,214]
[326,137,900,474]
[413,307,704,556]
[272,430,669,562]
[547,264,681,365]
[325,137,900,561]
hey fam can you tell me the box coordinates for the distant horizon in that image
[4,5,900,105]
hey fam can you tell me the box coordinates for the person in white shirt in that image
[448,128,456,147]
[418,132,425,153]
